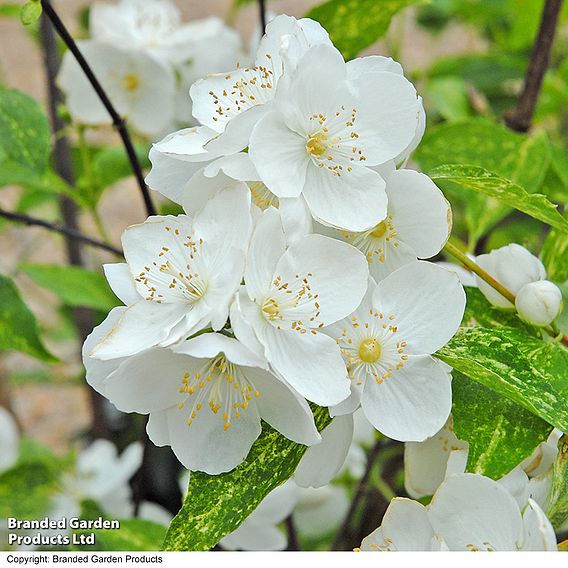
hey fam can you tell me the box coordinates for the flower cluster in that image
[83,14,466,477]
[57,0,244,136]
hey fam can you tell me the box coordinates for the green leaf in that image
[306,0,422,60]
[20,0,42,25]
[0,274,57,362]
[547,435,568,528]
[429,165,568,233]
[0,462,59,518]
[415,119,551,244]
[72,519,167,551]
[462,287,536,335]
[0,88,50,173]
[424,76,472,122]
[452,371,552,479]
[163,407,332,551]
[436,326,568,432]
[21,264,119,312]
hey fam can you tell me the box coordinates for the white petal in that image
[295,414,353,488]
[103,263,140,306]
[499,466,530,509]
[153,126,217,162]
[90,300,187,360]
[104,348,192,413]
[147,411,170,447]
[0,408,19,473]
[172,333,266,369]
[386,169,451,259]
[249,111,309,198]
[253,480,299,523]
[248,367,320,445]
[373,261,465,354]
[221,523,286,551]
[203,153,259,181]
[302,162,388,232]
[352,71,421,165]
[245,207,286,302]
[146,146,201,204]
[166,400,261,474]
[521,499,557,551]
[361,355,452,442]
[428,473,523,551]
[262,325,350,406]
[278,197,312,243]
[230,291,266,359]
[82,307,126,393]
[347,56,403,79]
[275,234,369,325]
[404,417,469,499]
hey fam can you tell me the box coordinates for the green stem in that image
[92,208,111,244]
[443,241,516,305]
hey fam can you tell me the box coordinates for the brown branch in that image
[331,439,383,551]
[40,0,156,217]
[504,0,564,132]
[258,0,267,34]
[0,207,122,256]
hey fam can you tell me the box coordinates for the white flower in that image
[515,280,563,327]
[248,45,421,231]
[85,330,320,474]
[293,484,350,540]
[322,164,451,280]
[57,40,175,137]
[90,185,252,360]
[327,262,466,441]
[404,416,469,499]
[404,420,562,510]
[90,0,210,66]
[475,243,547,309]
[189,15,331,151]
[361,473,557,551]
[0,407,19,473]
[232,206,369,406]
[220,480,299,551]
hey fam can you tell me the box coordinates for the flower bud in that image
[515,280,562,327]
[475,244,546,309]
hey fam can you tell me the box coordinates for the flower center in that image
[358,338,382,363]
[370,221,387,239]
[178,354,260,432]
[262,297,281,321]
[306,132,328,158]
[123,73,141,92]
[249,181,279,210]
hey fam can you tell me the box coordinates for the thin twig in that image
[285,516,300,551]
[258,0,267,34]
[40,0,156,217]
[444,241,516,304]
[504,0,563,132]
[0,207,122,256]
[331,440,383,551]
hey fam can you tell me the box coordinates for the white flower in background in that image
[90,185,252,359]
[190,15,331,153]
[220,480,299,551]
[233,206,368,406]
[474,243,546,309]
[515,280,563,327]
[405,421,562,510]
[57,41,175,137]
[361,473,557,551]
[249,45,421,231]
[293,484,350,540]
[0,407,19,473]
[58,440,143,519]
[404,416,469,499]
[85,330,320,474]
[327,262,465,441]
[436,261,477,287]
[322,164,451,280]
